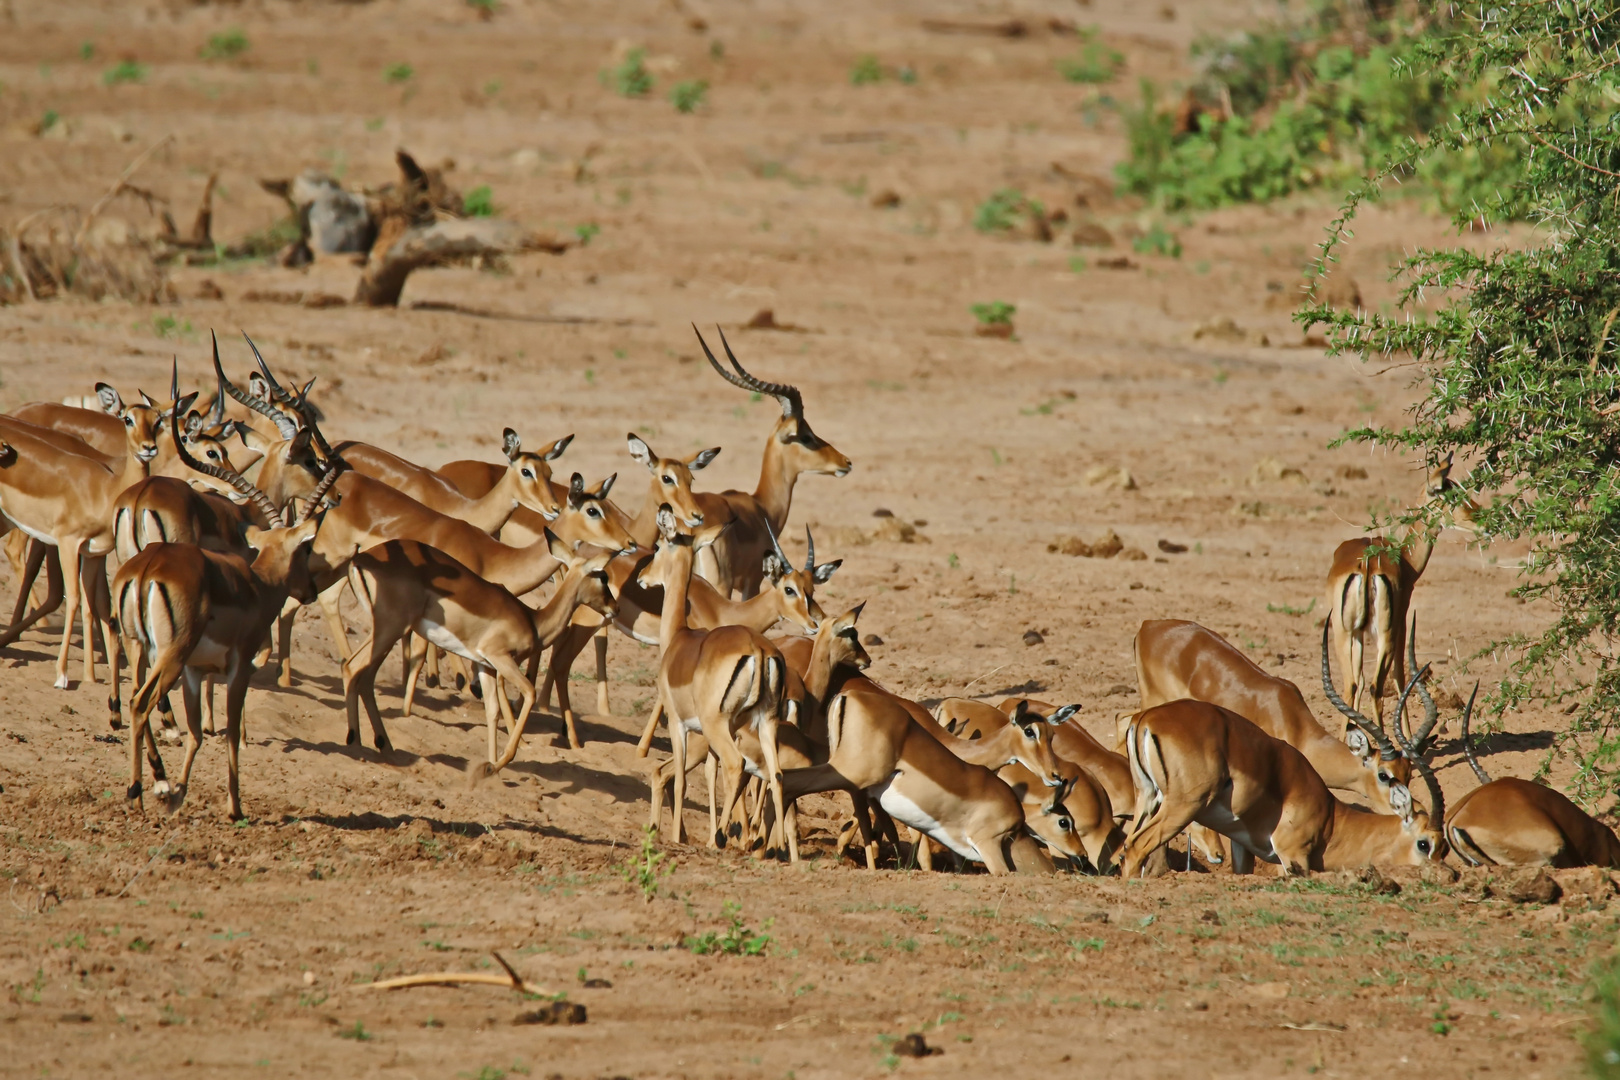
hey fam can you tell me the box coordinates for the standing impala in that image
[691,327,852,598]
[112,418,339,820]
[1118,672,1447,879]
[639,506,793,857]
[1326,454,1477,727]
[1135,619,1415,815]
[1445,688,1620,868]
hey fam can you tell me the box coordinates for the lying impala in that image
[342,534,617,766]
[113,419,339,819]
[1135,619,1415,814]
[1445,689,1620,868]
[691,327,852,598]
[1119,672,1447,879]
[1327,454,1478,727]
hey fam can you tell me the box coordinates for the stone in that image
[1083,465,1136,491]
[1118,546,1148,561]
[1070,220,1114,248]
[1491,867,1561,905]
[1022,630,1044,646]
[1554,865,1615,904]
[1157,539,1187,554]
[1247,457,1307,486]
[1048,536,1093,557]
[1088,529,1124,558]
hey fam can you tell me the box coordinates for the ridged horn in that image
[693,323,804,419]
[1320,619,1399,761]
[169,407,283,528]
[1389,663,1445,822]
[212,331,299,440]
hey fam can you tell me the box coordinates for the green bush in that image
[605,48,653,98]
[973,189,1044,234]
[1589,954,1620,1077]
[103,60,147,86]
[970,301,1016,326]
[1058,33,1123,84]
[462,185,495,218]
[200,29,248,60]
[850,55,883,86]
[683,902,771,956]
[670,80,707,114]
[383,63,413,84]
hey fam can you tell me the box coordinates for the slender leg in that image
[223,657,251,821]
[52,538,85,689]
[479,666,503,764]
[172,668,206,811]
[667,694,688,845]
[482,654,539,775]
[593,629,610,716]
[635,699,665,758]
[704,752,718,844]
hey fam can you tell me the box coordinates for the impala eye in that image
[587,507,601,518]
[784,587,796,597]
[1417,839,1431,854]
[207,450,219,460]
[662,475,674,485]
[124,416,134,427]
[1058,818,1072,831]
[1021,727,1035,739]
[522,469,534,479]
[1378,772,1392,784]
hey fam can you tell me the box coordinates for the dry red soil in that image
[0,2,1608,1078]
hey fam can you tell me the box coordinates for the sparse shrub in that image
[619,825,669,902]
[1588,954,1620,1077]
[383,63,413,84]
[1058,31,1124,84]
[973,189,1044,235]
[670,79,708,114]
[683,901,771,956]
[605,48,653,98]
[573,222,600,246]
[103,60,147,86]
[1131,222,1182,259]
[850,55,883,86]
[462,185,495,218]
[970,301,1016,327]
[200,29,249,61]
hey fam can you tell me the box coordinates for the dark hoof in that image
[345,730,359,747]
[425,673,440,689]
[454,674,466,692]
[126,782,141,801]
[377,740,394,757]
[469,680,483,700]
[107,716,123,731]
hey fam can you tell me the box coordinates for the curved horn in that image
[244,332,345,469]
[212,331,299,440]
[1459,682,1490,785]
[1389,663,1445,822]
[208,352,227,426]
[169,408,283,528]
[169,357,179,405]
[1406,613,1440,754]
[296,460,343,526]
[694,324,752,392]
[1321,619,1399,761]
[804,525,815,573]
[719,325,803,419]
[764,520,790,567]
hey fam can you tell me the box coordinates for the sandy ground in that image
[0,2,1609,1077]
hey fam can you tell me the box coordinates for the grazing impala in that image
[691,327,852,598]
[1445,689,1620,868]
[112,418,339,819]
[1326,454,1477,727]
[1135,619,1415,814]
[1118,671,1447,879]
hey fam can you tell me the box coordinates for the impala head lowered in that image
[1008,700,1082,788]
[627,433,715,528]
[1321,618,1415,807]
[696,324,852,478]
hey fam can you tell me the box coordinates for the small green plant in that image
[573,222,600,246]
[684,901,772,956]
[79,42,95,60]
[670,79,708,114]
[970,301,1016,326]
[1430,1001,1451,1036]
[1586,954,1620,1077]
[1069,937,1106,954]
[150,314,191,339]
[605,48,653,98]
[1132,223,1182,259]
[103,60,147,86]
[200,29,249,60]
[850,55,883,86]
[972,188,1044,234]
[1068,255,1088,273]
[337,1020,372,1041]
[1266,597,1317,617]
[127,937,153,953]
[620,824,670,902]
[383,63,414,84]
[466,0,499,14]
[463,185,495,217]
[1058,33,1124,84]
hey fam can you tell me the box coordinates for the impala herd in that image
[1,329,1616,880]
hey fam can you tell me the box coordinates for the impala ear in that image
[184,411,205,438]
[1345,728,1371,761]
[592,472,616,499]
[568,472,587,510]
[95,383,124,414]
[1050,703,1082,725]
[688,446,721,471]
[627,433,655,469]
[172,391,199,421]
[1388,782,1414,823]
[544,433,574,461]
[811,559,842,584]
[502,428,522,461]
[763,553,788,583]
[248,371,271,400]
[655,504,679,543]
[543,527,572,562]
[847,601,866,623]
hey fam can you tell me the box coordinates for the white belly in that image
[418,620,477,663]
[873,775,979,862]
[186,636,234,673]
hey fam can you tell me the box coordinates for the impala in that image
[999,760,1115,872]
[1118,673,1446,879]
[341,534,617,766]
[0,389,191,695]
[1326,454,1477,727]
[112,419,339,819]
[639,506,792,857]
[1445,688,1620,868]
[1135,619,1414,815]
[691,327,851,598]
